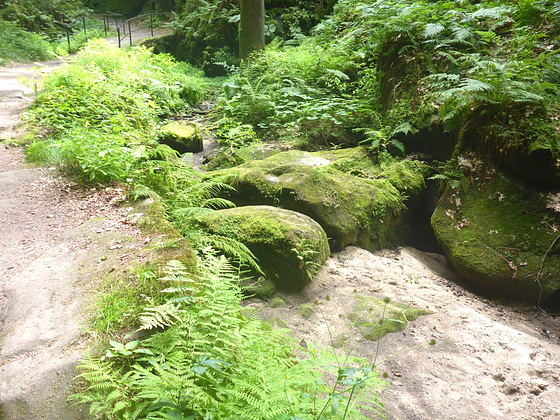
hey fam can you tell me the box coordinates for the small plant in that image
[292,239,322,282]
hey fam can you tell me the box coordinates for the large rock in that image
[192,205,330,291]
[207,147,428,252]
[432,169,560,303]
[159,121,203,153]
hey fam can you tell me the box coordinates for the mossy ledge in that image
[131,198,197,273]
[191,205,330,291]
[207,146,428,252]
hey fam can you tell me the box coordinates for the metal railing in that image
[60,12,172,54]
[61,12,123,54]
[116,13,173,48]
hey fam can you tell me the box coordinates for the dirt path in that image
[0,58,152,419]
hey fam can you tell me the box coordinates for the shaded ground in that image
[0,36,157,419]
[0,148,150,419]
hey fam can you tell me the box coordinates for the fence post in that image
[117,27,121,48]
[82,16,86,33]
[129,21,132,46]
[103,16,108,36]
[150,14,154,37]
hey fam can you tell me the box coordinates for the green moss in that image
[244,277,277,299]
[270,297,287,308]
[193,206,330,291]
[129,198,197,274]
[207,147,428,251]
[266,317,289,329]
[432,172,560,302]
[331,334,350,349]
[348,295,432,341]
[137,34,180,56]
[205,151,239,170]
[133,198,181,238]
[239,307,257,319]
[300,304,315,319]
[160,121,203,153]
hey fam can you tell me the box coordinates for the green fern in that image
[423,23,445,39]
[73,253,385,419]
[137,301,184,331]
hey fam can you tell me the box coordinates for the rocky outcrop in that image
[207,146,428,252]
[159,121,203,153]
[432,166,560,303]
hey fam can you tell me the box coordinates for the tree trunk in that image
[239,0,265,60]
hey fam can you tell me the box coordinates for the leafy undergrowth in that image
[0,19,53,64]
[213,0,560,161]
[72,253,385,419]
[26,40,204,189]
[0,13,116,65]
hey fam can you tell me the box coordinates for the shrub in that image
[0,19,53,64]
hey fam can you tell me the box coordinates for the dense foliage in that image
[0,0,84,33]
[23,39,388,418]
[0,19,53,64]
[0,0,121,63]
[27,41,202,185]
[216,0,560,164]
[169,0,335,74]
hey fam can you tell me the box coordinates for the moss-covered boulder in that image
[432,170,560,303]
[207,147,428,252]
[205,147,281,171]
[159,121,203,153]
[192,206,330,291]
[348,295,431,341]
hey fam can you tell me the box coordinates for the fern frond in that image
[202,197,236,210]
[451,26,474,43]
[130,184,163,202]
[137,301,183,331]
[470,6,512,21]
[195,234,263,274]
[440,78,493,98]
[423,23,445,38]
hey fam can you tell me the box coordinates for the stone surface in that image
[207,146,428,252]
[192,205,330,291]
[432,169,560,303]
[159,120,203,153]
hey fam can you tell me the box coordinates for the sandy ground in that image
[0,45,152,419]
[247,247,560,419]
